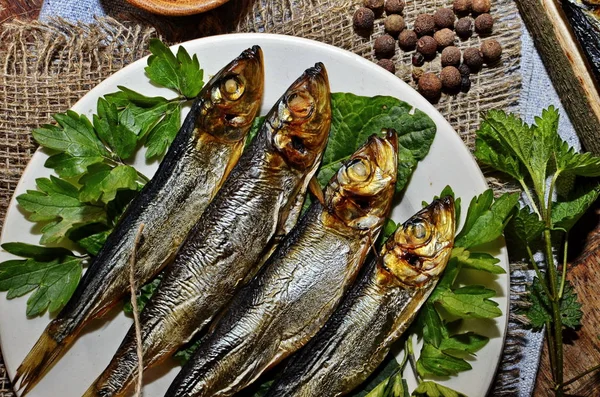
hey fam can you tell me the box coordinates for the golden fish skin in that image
[265,197,455,397]
[83,63,332,397]
[14,46,264,396]
[165,132,398,397]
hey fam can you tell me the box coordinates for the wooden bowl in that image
[125,0,230,16]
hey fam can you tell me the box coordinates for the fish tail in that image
[13,328,64,396]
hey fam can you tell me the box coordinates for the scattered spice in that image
[374,34,397,58]
[384,0,405,14]
[384,14,406,37]
[364,0,385,15]
[434,28,456,48]
[440,66,462,90]
[416,35,437,57]
[461,76,472,92]
[458,63,471,76]
[353,7,376,31]
[412,67,424,81]
[418,72,442,100]
[414,14,436,36]
[441,46,462,67]
[412,52,425,67]
[472,0,491,14]
[434,8,456,29]
[455,17,474,38]
[377,59,396,73]
[453,0,472,14]
[463,47,484,70]
[481,39,502,63]
[475,13,494,33]
[398,30,418,50]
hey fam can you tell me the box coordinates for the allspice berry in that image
[434,28,456,48]
[416,35,437,58]
[434,8,456,29]
[453,0,472,14]
[414,14,436,36]
[440,66,462,90]
[441,46,461,67]
[455,17,474,38]
[463,47,483,70]
[385,0,405,14]
[364,0,385,15]
[475,13,494,33]
[418,72,442,100]
[384,14,406,37]
[481,39,502,63]
[377,59,396,73]
[472,0,491,14]
[353,7,375,31]
[458,63,471,76]
[398,30,418,50]
[412,52,425,67]
[374,34,397,58]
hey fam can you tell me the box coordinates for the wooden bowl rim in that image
[126,0,230,16]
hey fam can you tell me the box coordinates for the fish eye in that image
[221,77,244,100]
[286,92,314,119]
[346,159,371,182]
[405,220,430,244]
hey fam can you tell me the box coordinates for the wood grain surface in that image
[0,0,42,22]
[534,201,600,396]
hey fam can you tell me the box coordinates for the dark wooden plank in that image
[0,0,42,23]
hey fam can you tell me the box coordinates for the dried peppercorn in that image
[463,47,483,70]
[414,14,436,36]
[461,76,472,92]
[481,39,502,63]
[398,30,418,50]
[441,46,461,67]
[458,63,471,76]
[455,17,474,38]
[472,0,491,13]
[412,52,425,66]
[475,13,494,33]
[416,35,437,57]
[364,0,385,16]
[418,72,442,100]
[384,14,406,37]
[434,28,456,48]
[440,66,462,90]
[374,34,397,58]
[434,8,455,29]
[453,0,472,14]
[377,59,396,73]
[353,7,376,31]
[385,0,405,14]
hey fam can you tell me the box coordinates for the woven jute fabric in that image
[0,0,522,393]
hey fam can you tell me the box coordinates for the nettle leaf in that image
[452,247,505,274]
[411,381,466,397]
[554,139,600,176]
[145,39,204,98]
[145,104,181,159]
[455,191,518,249]
[529,106,559,190]
[508,205,545,243]
[17,177,106,244]
[560,280,582,329]
[78,164,139,204]
[433,285,502,319]
[416,344,472,377]
[551,185,600,232]
[0,256,83,316]
[474,134,525,181]
[523,277,551,329]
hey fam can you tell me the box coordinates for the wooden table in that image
[2,2,600,396]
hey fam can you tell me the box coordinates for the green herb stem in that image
[519,178,542,219]
[136,170,150,184]
[560,363,600,389]
[526,245,552,299]
[558,233,568,299]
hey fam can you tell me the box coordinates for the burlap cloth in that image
[0,0,524,395]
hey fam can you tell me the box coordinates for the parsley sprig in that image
[475,107,600,396]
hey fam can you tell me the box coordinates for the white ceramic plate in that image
[0,34,508,397]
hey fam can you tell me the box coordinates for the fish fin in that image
[14,330,63,395]
[309,176,325,205]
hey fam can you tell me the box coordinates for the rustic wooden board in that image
[534,201,600,396]
[0,0,42,22]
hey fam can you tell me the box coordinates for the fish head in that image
[199,46,264,143]
[268,62,332,171]
[325,130,398,232]
[380,196,456,287]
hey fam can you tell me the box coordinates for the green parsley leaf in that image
[17,177,106,244]
[145,39,204,99]
[1,242,73,261]
[105,86,168,108]
[174,338,202,365]
[75,230,110,256]
[0,256,83,316]
[350,355,402,397]
[365,369,409,397]
[145,104,181,159]
[416,344,472,377]
[78,164,139,204]
[123,275,162,315]
[411,381,466,397]
[452,247,505,274]
[433,285,502,319]
[455,191,518,249]
[418,302,444,348]
[551,185,600,232]
[438,331,488,356]
[44,152,104,179]
[93,98,138,159]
